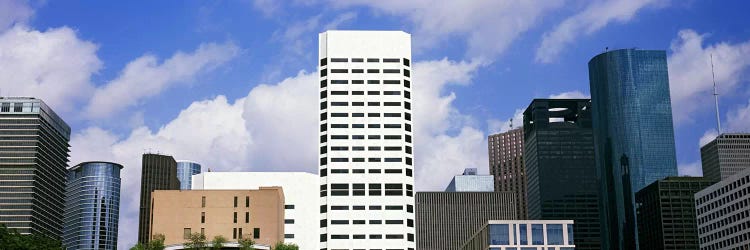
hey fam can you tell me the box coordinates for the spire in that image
[711,54,722,134]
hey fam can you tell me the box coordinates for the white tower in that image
[318,30,415,250]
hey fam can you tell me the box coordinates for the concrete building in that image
[176,160,201,190]
[150,188,284,247]
[192,172,318,250]
[319,30,415,250]
[461,220,575,250]
[0,97,70,237]
[63,162,123,250]
[416,192,516,250]
[635,176,714,250]
[589,49,679,249]
[488,128,528,219]
[700,133,750,182]
[138,153,180,243]
[445,168,494,192]
[694,167,750,250]
[523,99,601,250]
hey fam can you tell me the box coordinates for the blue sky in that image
[2,0,750,248]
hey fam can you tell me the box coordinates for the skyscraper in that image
[318,30,415,250]
[445,168,494,192]
[523,99,601,250]
[137,153,179,244]
[0,97,70,237]
[700,133,750,182]
[488,128,527,219]
[63,161,123,250]
[176,160,201,190]
[588,49,679,249]
[694,167,750,250]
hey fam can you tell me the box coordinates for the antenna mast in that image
[711,54,722,134]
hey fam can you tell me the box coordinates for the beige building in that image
[150,187,284,247]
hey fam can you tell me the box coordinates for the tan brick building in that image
[150,187,284,247]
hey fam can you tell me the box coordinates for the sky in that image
[1,0,750,248]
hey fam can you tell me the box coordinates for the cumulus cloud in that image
[699,129,718,147]
[487,109,524,134]
[726,99,750,132]
[668,29,750,125]
[0,0,33,31]
[677,161,702,177]
[536,0,664,63]
[0,25,101,113]
[85,42,239,119]
[549,90,589,99]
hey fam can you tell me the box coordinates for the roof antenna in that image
[711,54,722,135]
[509,118,513,129]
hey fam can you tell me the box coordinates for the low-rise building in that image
[445,168,495,192]
[694,167,750,250]
[461,220,575,250]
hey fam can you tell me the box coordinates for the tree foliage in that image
[238,235,255,250]
[183,232,207,249]
[129,233,166,250]
[0,225,63,250]
[273,241,299,250]
[210,235,227,249]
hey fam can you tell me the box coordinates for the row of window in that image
[322,145,412,152]
[320,168,413,177]
[326,219,412,226]
[320,69,410,77]
[321,157,413,165]
[320,134,412,145]
[198,211,251,224]
[183,227,260,240]
[321,183,413,197]
[324,123,411,130]
[321,112,412,120]
[321,233,415,242]
[696,175,750,205]
[321,90,407,97]
[321,57,409,66]
[321,79,411,88]
[325,205,410,211]
[199,196,250,208]
[325,100,412,107]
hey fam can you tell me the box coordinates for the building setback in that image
[416,192,516,250]
[635,176,715,250]
[176,160,201,190]
[588,49,679,249]
[138,153,180,244]
[150,188,284,247]
[63,161,123,250]
[461,220,575,250]
[318,30,415,250]
[488,128,528,219]
[0,97,71,237]
[694,167,750,250]
[700,133,750,182]
[445,168,494,192]
[523,99,601,250]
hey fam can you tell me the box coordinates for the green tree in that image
[183,232,207,249]
[273,241,299,250]
[0,225,63,250]
[238,235,255,250]
[129,243,147,250]
[210,235,227,249]
[149,233,166,250]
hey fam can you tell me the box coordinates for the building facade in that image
[176,160,201,190]
[63,161,123,250]
[445,168,495,192]
[588,49,679,249]
[192,172,319,250]
[0,97,70,237]
[635,176,714,250]
[138,153,180,244]
[523,99,601,250]
[488,128,528,219]
[694,167,750,250]
[700,133,750,182]
[150,188,284,247]
[416,192,516,250]
[461,220,575,250]
[318,30,415,250]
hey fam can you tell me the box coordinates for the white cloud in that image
[668,29,750,125]
[536,0,664,63]
[678,161,702,177]
[487,109,524,134]
[0,0,33,31]
[699,129,718,147]
[726,99,750,132]
[85,42,239,119]
[549,90,589,99]
[0,25,101,113]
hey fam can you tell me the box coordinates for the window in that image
[353,234,365,239]
[368,135,380,139]
[285,234,295,239]
[385,205,403,210]
[386,234,404,239]
[331,58,347,62]
[331,113,347,117]
[331,135,348,139]
[384,146,402,151]
[384,113,401,117]
[352,113,365,117]
[367,58,379,62]
[384,135,402,140]
[405,80,411,88]
[201,212,205,223]
[331,158,348,162]
[331,206,348,210]
[202,196,206,207]
[352,58,364,62]
[331,102,348,106]
[368,102,380,106]
[367,80,380,84]
[403,58,410,66]
[331,69,348,73]
[239,228,243,238]
[331,80,348,84]
[352,91,364,95]
[352,135,365,139]
[253,228,260,239]
[384,124,401,128]
[245,212,249,223]
[331,220,349,225]
[385,183,403,196]
[369,184,382,196]
[369,220,382,224]
[234,197,238,207]
[331,124,348,128]
[367,113,380,117]
[385,169,402,174]
[234,212,238,223]
[383,58,400,63]
[531,224,544,245]
[385,158,402,162]
[405,91,411,98]
[353,184,365,196]
[567,224,574,245]
[331,184,349,196]
[405,102,411,110]
[352,80,364,84]
[386,220,403,224]
[368,91,380,95]
[519,223,527,245]
[320,69,327,77]
[331,91,348,95]
[547,224,563,245]
[354,69,365,73]
[352,102,364,106]
[404,69,410,77]
[370,234,382,239]
[384,102,400,106]
[367,69,380,73]
[320,80,327,88]
[353,206,365,210]
[233,228,237,239]
[320,58,327,66]
[285,219,295,224]
[184,228,191,239]
[331,146,348,151]
[383,69,400,73]
[369,205,382,210]
[368,169,381,173]
[201,228,204,235]
[384,80,400,84]
[368,146,381,151]
[489,224,510,245]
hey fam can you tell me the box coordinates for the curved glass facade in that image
[176,161,201,190]
[63,162,122,250]
[588,49,678,249]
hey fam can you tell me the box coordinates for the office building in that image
[150,188,284,247]
[192,172,319,250]
[445,168,494,192]
[0,97,70,236]
[416,192,516,250]
[635,176,714,250]
[523,99,601,250]
[138,153,180,244]
[318,30,415,250]
[63,161,123,250]
[488,128,528,219]
[461,220,575,250]
[588,49,679,249]
[176,160,201,190]
[700,133,750,182]
[695,167,750,250]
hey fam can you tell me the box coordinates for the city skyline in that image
[1,1,750,248]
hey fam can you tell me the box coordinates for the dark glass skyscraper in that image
[176,160,201,190]
[588,49,679,249]
[63,161,123,250]
[137,153,179,244]
[0,97,70,237]
[523,99,601,250]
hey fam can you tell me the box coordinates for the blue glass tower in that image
[63,161,123,250]
[176,160,201,190]
[588,49,678,250]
